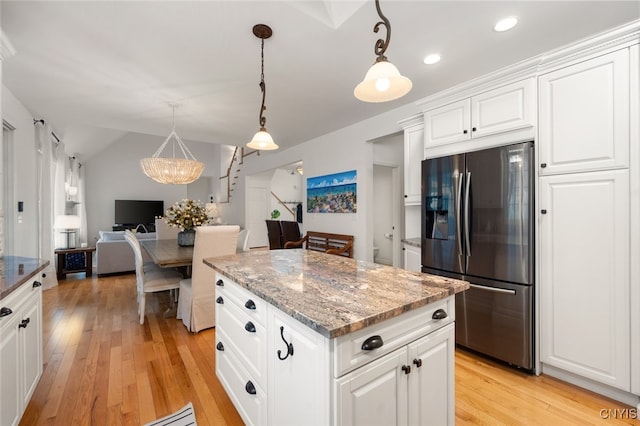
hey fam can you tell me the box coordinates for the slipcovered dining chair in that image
[177,225,239,332]
[155,217,179,240]
[124,230,183,325]
[237,228,250,253]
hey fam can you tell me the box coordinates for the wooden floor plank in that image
[20,273,638,426]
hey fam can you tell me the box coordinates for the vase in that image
[177,229,196,247]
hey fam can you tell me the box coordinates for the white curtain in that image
[35,122,59,289]
[72,157,88,246]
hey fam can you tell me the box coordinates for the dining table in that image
[139,239,194,268]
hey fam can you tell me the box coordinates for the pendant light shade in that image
[354,0,412,103]
[247,24,279,151]
[140,105,204,185]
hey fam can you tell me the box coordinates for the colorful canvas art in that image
[307,170,357,213]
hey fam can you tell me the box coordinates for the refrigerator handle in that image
[465,171,471,257]
[456,174,463,256]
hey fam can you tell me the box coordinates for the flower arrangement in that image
[164,199,211,231]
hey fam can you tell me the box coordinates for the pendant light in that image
[140,104,204,184]
[354,0,412,103]
[247,24,279,151]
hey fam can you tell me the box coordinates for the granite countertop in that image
[204,249,468,339]
[0,256,49,300]
[401,237,421,248]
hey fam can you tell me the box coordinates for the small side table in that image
[55,247,96,280]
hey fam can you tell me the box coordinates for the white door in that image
[336,346,408,426]
[246,186,269,248]
[408,323,455,426]
[539,170,630,390]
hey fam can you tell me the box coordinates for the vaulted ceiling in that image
[2,1,638,159]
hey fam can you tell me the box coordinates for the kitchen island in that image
[204,249,469,426]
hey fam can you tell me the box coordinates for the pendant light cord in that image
[258,37,267,130]
[373,0,391,62]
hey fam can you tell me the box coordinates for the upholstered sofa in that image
[96,231,156,276]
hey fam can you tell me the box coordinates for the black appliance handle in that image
[464,171,472,257]
[456,173,463,256]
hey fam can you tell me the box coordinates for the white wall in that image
[84,132,221,244]
[1,85,39,257]
[269,168,302,222]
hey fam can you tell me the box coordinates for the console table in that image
[55,247,95,280]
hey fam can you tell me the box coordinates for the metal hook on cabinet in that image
[277,326,294,361]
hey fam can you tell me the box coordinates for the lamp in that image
[140,104,204,184]
[247,24,279,151]
[54,214,81,249]
[206,202,221,224]
[354,0,412,103]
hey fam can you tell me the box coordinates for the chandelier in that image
[140,105,204,184]
[247,24,279,151]
[354,0,412,103]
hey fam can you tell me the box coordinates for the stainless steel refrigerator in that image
[421,141,534,371]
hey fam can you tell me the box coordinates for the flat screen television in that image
[114,200,164,225]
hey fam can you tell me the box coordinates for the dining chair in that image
[155,217,179,240]
[237,228,250,253]
[265,220,283,249]
[124,230,183,325]
[177,225,239,332]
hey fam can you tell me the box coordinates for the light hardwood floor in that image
[21,273,638,425]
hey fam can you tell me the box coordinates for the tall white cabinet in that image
[538,44,638,397]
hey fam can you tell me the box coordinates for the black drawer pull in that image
[401,365,411,375]
[0,307,13,318]
[541,163,547,168]
[277,326,294,361]
[245,299,256,310]
[216,342,224,351]
[245,321,256,333]
[216,296,224,304]
[245,380,256,395]
[361,335,384,351]
[19,318,30,329]
[32,281,42,288]
[432,309,448,320]
[413,358,423,368]
[463,129,468,134]
[472,127,477,132]
[216,279,224,287]
[541,209,547,214]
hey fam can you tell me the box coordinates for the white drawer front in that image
[215,274,267,325]
[216,330,267,426]
[217,296,267,385]
[333,296,454,378]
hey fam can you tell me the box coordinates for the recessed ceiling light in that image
[423,54,441,65]
[494,16,518,32]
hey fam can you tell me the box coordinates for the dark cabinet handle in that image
[32,281,42,288]
[463,129,468,134]
[277,326,294,361]
[0,307,13,318]
[245,321,256,333]
[216,296,224,304]
[245,380,256,395]
[216,342,224,351]
[216,279,224,287]
[361,335,384,351]
[541,163,547,168]
[245,299,256,310]
[19,318,30,329]
[413,358,423,368]
[432,309,448,320]
[404,195,408,198]
[401,365,411,374]
[472,127,477,132]
[541,209,547,214]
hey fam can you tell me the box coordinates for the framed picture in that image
[307,170,357,213]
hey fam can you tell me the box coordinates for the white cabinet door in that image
[268,307,329,426]
[403,124,425,205]
[408,323,455,426]
[0,310,21,426]
[403,244,421,272]
[538,49,629,175]
[20,291,42,406]
[471,78,535,138]
[539,170,630,390]
[424,99,470,148]
[336,346,409,426]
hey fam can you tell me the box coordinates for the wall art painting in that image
[307,170,357,213]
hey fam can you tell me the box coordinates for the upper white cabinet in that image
[424,78,535,148]
[538,48,630,175]
[403,123,424,205]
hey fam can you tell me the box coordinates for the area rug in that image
[144,402,197,426]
